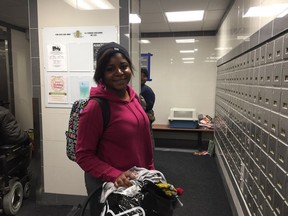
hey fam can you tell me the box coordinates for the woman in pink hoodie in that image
[75,42,154,215]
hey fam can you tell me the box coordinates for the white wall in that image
[37,0,120,195]
[141,36,217,124]
[12,30,33,131]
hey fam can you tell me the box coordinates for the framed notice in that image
[42,26,118,108]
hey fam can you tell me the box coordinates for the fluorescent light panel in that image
[64,0,114,10]
[237,36,249,40]
[215,47,232,51]
[165,10,204,22]
[140,39,150,44]
[243,4,288,17]
[180,50,194,53]
[129,14,141,23]
[176,39,195,43]
[182,57,195,60]
[180,49,198,53]
[278,8,288,17]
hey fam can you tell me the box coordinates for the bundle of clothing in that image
[100,167,183,216]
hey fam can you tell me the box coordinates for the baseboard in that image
[215,145,251,216]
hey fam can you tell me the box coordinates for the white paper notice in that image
[68,43,91,71]
[47,44,67,71]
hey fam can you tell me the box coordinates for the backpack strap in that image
[90,97,110,132]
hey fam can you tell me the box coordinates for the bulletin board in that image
[42,26,118,108]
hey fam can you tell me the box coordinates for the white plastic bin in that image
[168,108,198,128]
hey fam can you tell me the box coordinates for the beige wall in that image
[141,36,217,124]
[37,0,120,195]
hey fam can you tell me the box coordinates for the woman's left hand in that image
[114,170,137,188]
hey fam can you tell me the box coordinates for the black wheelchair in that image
[0,140,32,215]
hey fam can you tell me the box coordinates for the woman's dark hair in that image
[93,44,134,84]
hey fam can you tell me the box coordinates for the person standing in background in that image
[140,67,156,124]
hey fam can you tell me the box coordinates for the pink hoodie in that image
[75,84,155,182]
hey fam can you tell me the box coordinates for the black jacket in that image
[0,106,30,146]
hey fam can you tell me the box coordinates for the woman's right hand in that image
[114,170,137,188]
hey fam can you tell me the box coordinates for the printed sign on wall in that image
[47,75,68,103]
[46,44,67,71]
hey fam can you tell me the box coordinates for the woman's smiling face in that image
[103,53,132,93]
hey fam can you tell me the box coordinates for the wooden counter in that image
[152,124,214,149]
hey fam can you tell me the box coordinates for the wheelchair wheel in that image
[3,181,23,215]
[23,181,31,199]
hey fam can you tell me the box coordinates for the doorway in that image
[0,31,12,111]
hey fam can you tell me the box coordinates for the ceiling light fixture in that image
[243,4,288,17]
[277,8,288,17]
[204,60,216,63]
[176,39,195,43]
[129,14,141,23]
[165,10,204,22]
[237,36,250,40]
[180,50,195,53]
[182,57,195,60]
[64,0,114,10]
[140,39,150,44]
[183,61,194,64]
[215,47,232,51]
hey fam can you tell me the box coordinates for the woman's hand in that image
[114,170,137,188]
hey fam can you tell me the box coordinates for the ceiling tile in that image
[160,0,210,12]
[208,0,232,10]
[141,23,171,33]
[141,13,167,23]
[205,9,226,21]
[140,0,162,13]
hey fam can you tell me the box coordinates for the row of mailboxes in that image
[216,29,288,216]
[215,25,288,216]
[215,124,288,216]
[216,87,288,116]
[216,93,288,144]
[215,115,288,175]
[217,62,288,87]
[242,153,288,216]
[217,33,288,73]
[242,167,288,216]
